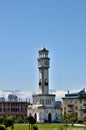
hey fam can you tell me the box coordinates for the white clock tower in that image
[38,48,50,94]
[27,47,61,123]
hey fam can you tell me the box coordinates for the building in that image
[0,94,30,117]
[62,88,86,120]
[8,94,18,102]
[27,48,61,123]
[0,97,5,102]
[0,100,29,117]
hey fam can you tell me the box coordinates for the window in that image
[75,100,77,104]
[0,108,2,112]
[80,112,83,116]
[42,99,44,104]
[69,100,72,103]
[79,99,82,103]
[80,106,82,110]
[39,79,41,86]
[75,106,78,110]
[45,79,48,86]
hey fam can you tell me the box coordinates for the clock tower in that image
[27,47,61,123]
[38,48,50,94]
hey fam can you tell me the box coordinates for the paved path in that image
[68,123,86,127]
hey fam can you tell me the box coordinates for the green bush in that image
[16,116,24,123]
[58,125,65,130]
[83,116,86,122]
[0,125,5,130]
[26,116,36,125]
[3,116,14,130]
[78,119,83,124]
[70,117,77,123]
[0,116,4,124]
[33,126,38,130]
[64,112,78,123]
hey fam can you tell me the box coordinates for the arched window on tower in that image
[39,79,41,86]
[46,99,48,104]
[45,79,48,86]
[40,99,42,104]
[42,99,44,104]
[48,99,50,104]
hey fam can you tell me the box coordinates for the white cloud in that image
[0,90,32,101]
[0,91,12,99]
[16,91,32,99]
[0,88,83,102]
[52,90,66,101]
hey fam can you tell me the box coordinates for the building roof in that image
[62,89,86,99]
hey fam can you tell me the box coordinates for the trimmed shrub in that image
[0,116,4,124]
[0,126,5,130]
[16,116,24,123]
[33,126,38,130]
[70,117,77,123]
[83,116,86,122]
[78,119,83,124]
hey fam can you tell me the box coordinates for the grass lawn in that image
[3,124,86,130]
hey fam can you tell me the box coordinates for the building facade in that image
[27,48,61,123]
[62,89,86,120]
[0,95,30,117]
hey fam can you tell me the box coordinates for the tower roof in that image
[39,47,48,52]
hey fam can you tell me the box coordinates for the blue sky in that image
[0,1,86,99]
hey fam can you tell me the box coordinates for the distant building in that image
[8,94,18,102]
[0,100,30,117]
[0,93,29,117]
[62,88,86,120]
[27,48,62,123]
[55,101,62,109]
[0,97,5,102]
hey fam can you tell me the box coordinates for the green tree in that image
[4,116,14,130]
[0,125,5,130]
[83,116,86,122]
[64,112,77,123]
[78,119,83,124]
[26,115,36,130]
[0,116,4,124]
[16,116,24,123]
